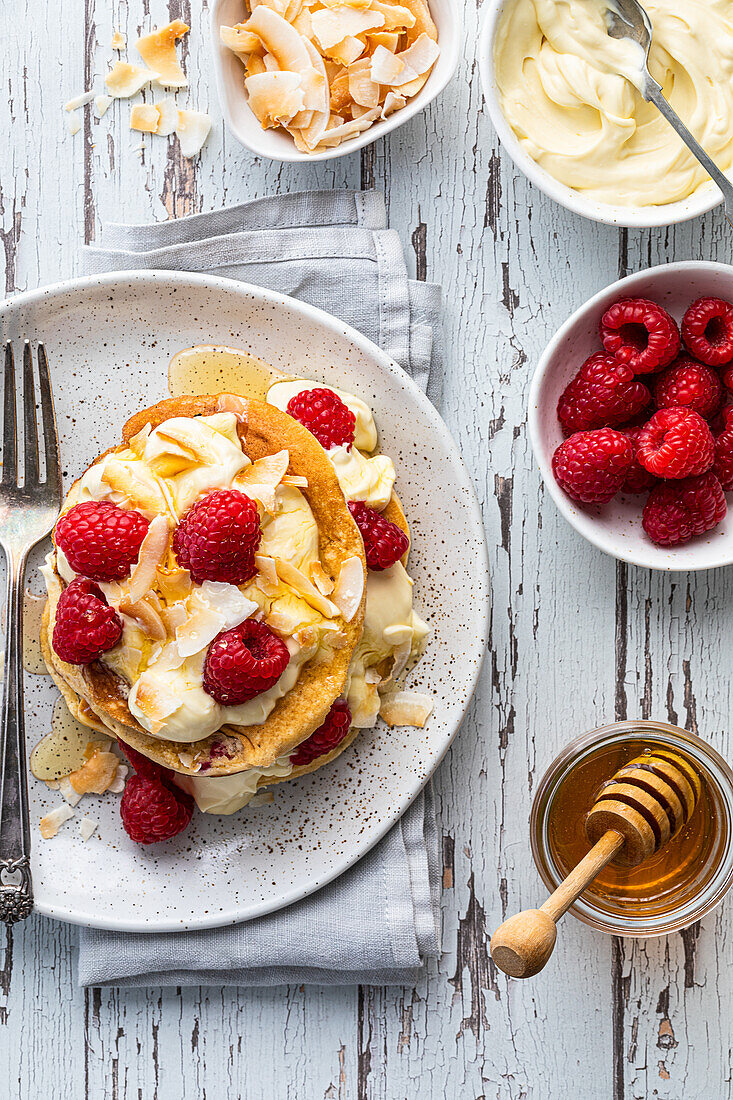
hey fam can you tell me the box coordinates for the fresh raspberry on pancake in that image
[637,408,714,479]
[600,297,680,374]
[203,619,290,706]
[348,500,409,570]
[55,500,149,581]
[120,773,194,844]
[286,388,356,450]
[681,296,733,366]
[290,701,352,766]
[556,353,651,434]
[173,489,261,585]
[52,578,123,665]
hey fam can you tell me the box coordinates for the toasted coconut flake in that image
[130,103,161,133]
[59,775,84,807]
[370,44,407,84]
[378,690,433,728]
[246,54,268,78]
[348,60,380,107]
[236,449,290,510]
[176,109,212,157]
[64,90,95,111]
[66,113,81,136]
[273,558,340,617]
[325,35,365,65]
[369,30,400,51]
[392,33,439,81]
[315,106,380,147]
[311,7,384,50]
[394,71,428,97]
[255,553,279,588]
[79,816,99,842]
[382,90,406,116]
[215,393,250,424]
[296,36,330,144]
[69,749,121,795]
[309,560,334,595]
[157,565,193,604]
[281,474,308,487]
[40,804,75,839]
[369,0,416,30]
[135,20,189,88]
[105,61,157,98]
[111,29,126,49]
[120,594,168,641]
[128,515,170,604]
[94,94,113,117]
[107,763,129,794]
[156,96,179,135]
[242,7,324,110]
[331,556,364,621]
[220,23,262,58]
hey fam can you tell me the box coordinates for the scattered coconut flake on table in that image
[111,29,126,50]
[79,816,99,842]
[220,0,439,152]
[94,94,113,117]
[65,113,81,135]
[39,803,75,840]
[130,103,161,133]
[156,96,179,136]
[105,61,157,98]
[64,90,95,111]
[135,20,189,88]
[176,109,212,157]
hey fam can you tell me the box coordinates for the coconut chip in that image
[273,558,340,617]
[135,20,190,88]
[331,555,364,621]
[105,61,158,98]
[79,816,99,842]
[156,96,179,136]
[69,748,122,795]
[255,553,279,588]
[59,775,84,807]
[130,103,161,133]
[111,29,126,49]
[378,689,433,728]
[128,514,170,603]
[236,450,290,510]
[64,90,96,111]
[95,94,113,117]
[107,763,129,794]
[309,560,334,595]
[39,804,75,839]
[176,109,212,158]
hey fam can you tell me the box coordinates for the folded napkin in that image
[77,190,443,987]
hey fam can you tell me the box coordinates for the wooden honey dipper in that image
[490,749,701,978]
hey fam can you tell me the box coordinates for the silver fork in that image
[0,343,61,924]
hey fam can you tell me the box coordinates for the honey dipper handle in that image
[490,830,624,979]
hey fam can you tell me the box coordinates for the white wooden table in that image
[1,1,731,1096]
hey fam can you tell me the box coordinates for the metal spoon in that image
[604,0,733,225]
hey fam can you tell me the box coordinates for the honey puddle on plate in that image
[168,345,291,401]
[30,696,108,781]
[23,589,48,676]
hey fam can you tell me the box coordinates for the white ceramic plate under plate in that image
[0,271,489,931]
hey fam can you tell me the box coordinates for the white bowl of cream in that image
[479,0,733,227]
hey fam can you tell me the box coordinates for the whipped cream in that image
[494,0,733,206]
[174,757,294,813]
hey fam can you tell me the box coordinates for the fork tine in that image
[2,344,17,487]
[36,343,60,494]
[22,342,39,487]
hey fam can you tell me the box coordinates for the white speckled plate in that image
[1,271,489,931]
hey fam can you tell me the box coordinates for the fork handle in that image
[0,549,33,923]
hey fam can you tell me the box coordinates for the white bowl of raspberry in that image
[529,261,733,571]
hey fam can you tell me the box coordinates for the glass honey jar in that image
[530,721,733,936]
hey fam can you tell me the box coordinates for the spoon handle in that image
[645,77,733,227]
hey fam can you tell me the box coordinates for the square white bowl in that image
[210,0,462,162]
[528,262,733,572]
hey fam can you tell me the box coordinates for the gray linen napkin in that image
[77,190,443,987]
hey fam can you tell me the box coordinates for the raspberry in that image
[290,701,352,766]
[551,429,633,504]
[52,578,123,665]
[714,407,733,491]
[619,427,658,494]
[203,619,290,706]
[286,388,355,450]
[117,738,164,780]
[653,356,723,420]
[681,297,733,366]
[600,297,680,374]
[120,773,194,844]
[637,408,714,479]
[173,489,261,585]
[556,353,651,434]
[348,500,409,570]
[55,500,149,581]
[642,473,726,547]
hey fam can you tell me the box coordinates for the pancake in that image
[43,394,367,776]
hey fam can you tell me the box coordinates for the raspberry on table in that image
[52,578,123,665]
[681,297,733,366]
[551,428,633,504]
[556,353,651,434]
[348,500,409,570]
[600,297,680,374]
[203,619,290,706]
[286,388,356,450]
[173,489,261,585]
[120,772,194,844]
[653,356,723,420]
[619,427,658,494]
[637,407,714,479]
[714,407,733,491]
[55,500,149,581]
[290,701,352,767]
[642,473,727,547]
